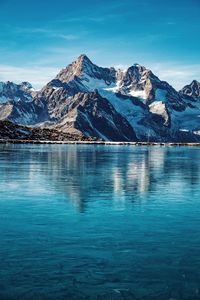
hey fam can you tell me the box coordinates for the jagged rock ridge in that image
[180,80,200,99]
[0,54,200,142]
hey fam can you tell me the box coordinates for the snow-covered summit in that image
[55,54,116,88]
[0,54,200,142]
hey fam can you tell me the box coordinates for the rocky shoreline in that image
[0,139,200,147]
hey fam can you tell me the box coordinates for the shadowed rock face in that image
[180,80,200,99]
[0,101,49,125]
[0,81,33,103]
[55,91,138,141]
[0,81,49,125]
[117,64,186,111]
[0,54,200,142]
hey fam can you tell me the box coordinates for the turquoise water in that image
[0,144,200,300]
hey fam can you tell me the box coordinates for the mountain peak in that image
[191,79,200,85]
[126,63,152,79]
[55,54,95,83]
[76,54,91,63]
[55,54,116,86]
[20,81,33,90]
[74,54,94,71]
[180,79,200,98]
[133,63,145,68]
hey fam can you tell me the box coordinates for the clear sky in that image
[0,0,199,89]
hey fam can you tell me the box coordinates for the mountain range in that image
[0,54,200,142]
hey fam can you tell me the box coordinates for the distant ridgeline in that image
[0,54,200,142]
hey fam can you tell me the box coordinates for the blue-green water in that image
[0,144,200,300]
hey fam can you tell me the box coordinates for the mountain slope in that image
[0,81,49,125]
[55,91,138,141]
[0,54,200,142]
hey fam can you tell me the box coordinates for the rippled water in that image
[0,144,200,300]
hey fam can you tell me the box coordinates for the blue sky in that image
[0,0,199,89]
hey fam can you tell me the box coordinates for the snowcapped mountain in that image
[55,54,116,88]
[0,81,34,104]
[0,54,200,142]
[0,81,49,125]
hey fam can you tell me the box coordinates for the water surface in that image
[0,144,200,299]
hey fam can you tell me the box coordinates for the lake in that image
[0,144,200,300]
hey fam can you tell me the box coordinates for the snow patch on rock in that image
[129,89,147,100]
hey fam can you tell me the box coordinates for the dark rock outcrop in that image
[0,120,96,141]
[180,80,200,99]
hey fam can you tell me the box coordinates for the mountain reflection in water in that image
[1,144,200,299]
[1,144,200,213]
